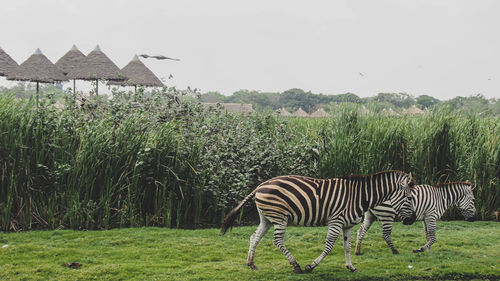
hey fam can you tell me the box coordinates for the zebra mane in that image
[339,170,414,183]
[435,181,472,188]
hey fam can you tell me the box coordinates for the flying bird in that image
[139,54,180,61]
[358,72,365,77]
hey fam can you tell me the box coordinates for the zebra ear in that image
[470,183,476,190]
[408,172,413,182]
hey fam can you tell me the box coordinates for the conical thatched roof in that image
[382,107,398,116]
[55,45,86,75]
[109,55,163,87]
[310,108,328,118]
[0,46,18,77]
[293,107,308,117]
[66,45,124,81]
[404,105,425,115]
[7,48,67,83]
[360,105,370,115]
[276,107,291,116]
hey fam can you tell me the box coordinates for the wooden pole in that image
[73,79,77,107]
[73,79,76,100]
[36,82,39,107]
[95,79,98,96]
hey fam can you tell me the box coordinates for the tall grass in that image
[0,92,498,231]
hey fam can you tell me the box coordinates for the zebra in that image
[355,181,476,255]
[221,170,417,273]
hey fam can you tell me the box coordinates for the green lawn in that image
[0,221,498,281]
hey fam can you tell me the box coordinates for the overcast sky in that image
[1,0,499,100]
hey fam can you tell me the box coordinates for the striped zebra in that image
[355,182,476,255]
[221,170,417,273]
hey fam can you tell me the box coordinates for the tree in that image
[331,93,362,103]
[200,91,225,103]
[280,88,332,113]
[225,90,281,111]
[368,93,416,109]
[416,95,440,109]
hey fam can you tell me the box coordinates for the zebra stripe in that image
[221,170,416,273]
[355,182,476,255]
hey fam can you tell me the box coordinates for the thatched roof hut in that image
[382,107,399,116]
[0,46,18,77]
[202,102,254,114]
[360,105,370,115]
[7,48,67,83]
[293,108,308,117]
[404,105,425,115]
[109,55,163,87]
[66,45,124,81]
[310,108,328,118]
[276,108,291,116]
[55,45,86,75]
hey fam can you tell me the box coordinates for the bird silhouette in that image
[139,54,180,61]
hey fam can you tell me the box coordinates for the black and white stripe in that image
[221,170,416,273]
[355,182,476,255]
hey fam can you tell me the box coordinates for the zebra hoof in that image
[248,263,258,270]
[293,265,303,274]
[413,248,423,253]
[305,264,314,273]
[346,265,358,272]
[392,250,399,255]
[355,251,362,256]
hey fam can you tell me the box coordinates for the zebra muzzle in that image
[466,216,475,222]
[402,212,417,225]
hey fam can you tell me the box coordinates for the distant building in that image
[276,108,292,116]
[293,107,308,117]
[310,108,328,118]
[404,105,425,115]
[360,105,370,115]
[382,108,399,116]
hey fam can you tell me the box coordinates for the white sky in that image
[1,0,499,100]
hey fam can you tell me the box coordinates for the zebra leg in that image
[355,211,375,255]
[381,221,399,254]
[247,213,272,270]
[272,222,303,273]
[305,220,343,273]
[422,219,437,252]
[413,221,427,252]
[343,226,357,272]
[414,219,436,252]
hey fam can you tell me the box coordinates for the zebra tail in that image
[220,188,259,235]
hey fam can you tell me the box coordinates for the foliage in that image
[365,93,416,109]
[199,91,225,103]
[440,94,500,116]
[199,88,500,116]
[0,82,65,100]
[0,222,498,280]
[416,94,440,109]
[0,88,499,231]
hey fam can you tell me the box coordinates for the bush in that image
[0,88,498,231]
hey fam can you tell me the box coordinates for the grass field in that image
[0,221,498,281]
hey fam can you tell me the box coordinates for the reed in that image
[0,91,498,231]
